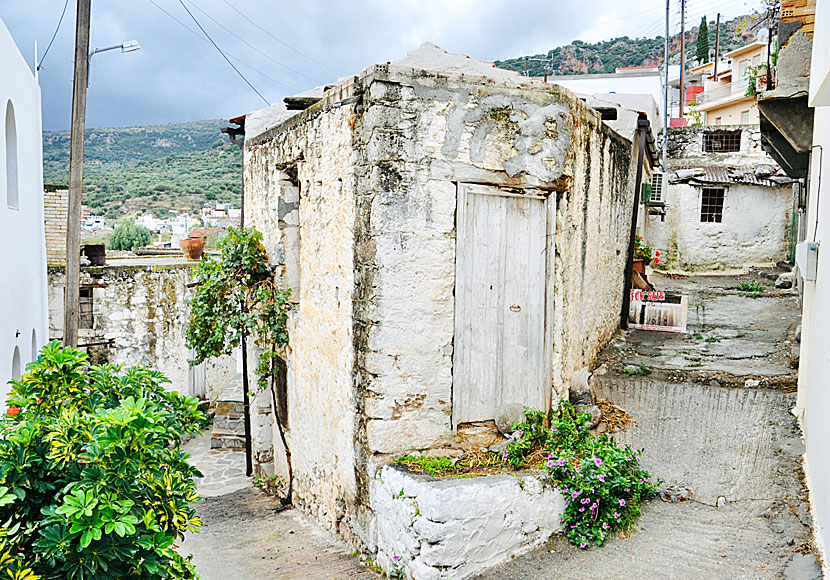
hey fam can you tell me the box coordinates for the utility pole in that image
[663,0,669,170]
[679,0,686,118]
[713,13,721,76]
[64,0,91,348]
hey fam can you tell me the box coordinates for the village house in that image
[234,43,654,575]
[0,18,48,404]
[644,124,794,271]
[692,41,769,126]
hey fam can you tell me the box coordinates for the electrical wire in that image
[220,0,342,74]
[185,0,324,84]
[147,0,299,92]
[176,0,270,106]
[37,0,70,71]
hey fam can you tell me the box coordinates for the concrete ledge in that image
[371,465,564,580]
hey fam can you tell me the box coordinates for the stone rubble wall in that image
[43,188,68,266]
[243,66,637,551]
[244,95,362,541]
[47,264,236,400]
[371,465,565,580]
[664,125,771,167]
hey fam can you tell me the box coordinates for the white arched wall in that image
[0,18,48,408]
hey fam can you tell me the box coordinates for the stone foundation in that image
[371,465,565,579]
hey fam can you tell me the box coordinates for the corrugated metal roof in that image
[668,165,796,187]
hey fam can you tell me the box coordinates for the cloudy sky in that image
[2,0,759,131]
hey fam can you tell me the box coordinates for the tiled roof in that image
[668,165,795,187]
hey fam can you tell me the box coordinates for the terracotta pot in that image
[179,237,205,261]
[633,258,649,275]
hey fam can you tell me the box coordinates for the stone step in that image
[210,434,245,450]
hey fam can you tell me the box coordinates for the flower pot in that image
[633,259,648,275]
[179,237,205,261]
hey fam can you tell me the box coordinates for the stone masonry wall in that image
[43,187,67,266]
[47,264,236,399]
[243,66,636,551]
[244,92,362,542]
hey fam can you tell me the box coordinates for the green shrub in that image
[109,221,153,251]
[0,342,207,579]
[506,404,659,548]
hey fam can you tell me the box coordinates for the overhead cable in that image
[38,0,70,70]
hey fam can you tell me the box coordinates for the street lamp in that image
[87,40,141,83]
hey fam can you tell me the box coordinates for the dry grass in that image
[597,398,635,432]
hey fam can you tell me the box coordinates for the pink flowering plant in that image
[506,403,659,548]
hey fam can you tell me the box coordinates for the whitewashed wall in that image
[244,66,636,551]
[47,265,236,400]
[800,0,830,568]
[0,18,48,406]
[647,182,792,269]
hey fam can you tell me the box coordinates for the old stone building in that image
[645,125,795,271]
[240,44,646,566]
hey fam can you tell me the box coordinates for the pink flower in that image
[580,542,587,548]
[548,453,555,459]
[602,523,609,530]
[546,461,553,468]
[601,532,606,538]
[598,475,605,482]
[579,507,585,512]
[594,457,602,467]
[614,511,620,518]
[619,499,626,506]
[572,491,579,498]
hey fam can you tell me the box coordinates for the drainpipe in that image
[223,117,253,477]
[621,117,650,330]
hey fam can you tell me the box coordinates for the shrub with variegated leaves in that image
[0,341,207,579]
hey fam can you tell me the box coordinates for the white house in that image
[797,0,830,569]
[0,17,49,405]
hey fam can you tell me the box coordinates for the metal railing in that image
[695,79,751,105]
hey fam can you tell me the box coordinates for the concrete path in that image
[474,272,822,580]
[180,432,379,580]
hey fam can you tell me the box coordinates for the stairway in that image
[210,377,246,451]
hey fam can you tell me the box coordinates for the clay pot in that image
[179,237,205,261]
[633,258,648,275]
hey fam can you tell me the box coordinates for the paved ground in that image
[474,271,823,580]
[180,432,379,580]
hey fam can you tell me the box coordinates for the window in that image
[700,188,725,223]
[703,130,741,152]
[714,117,722,126]
[753,55,761,66]
[650,172,664,202]
[741,110,751,124]
[5,101,18,209]
[79,287,94,329]
[739,60,749,79]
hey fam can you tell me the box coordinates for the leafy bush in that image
[108,221,153,251]
[506,404,659,548]
[0,342,207,579]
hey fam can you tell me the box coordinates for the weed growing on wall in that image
[506,404,660,548]
[0,342,207,578]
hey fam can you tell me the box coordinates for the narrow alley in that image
[474,270,822,579]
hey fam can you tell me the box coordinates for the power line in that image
[145,0,299,91]
[186,0,324,84]
[37,0,70,70]
[176,0,270,105]
[220,0,342,74]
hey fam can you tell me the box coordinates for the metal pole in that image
[663,0,669,170]
[64,0,91,348]
[237,129,253,477]
[766,5,774,91]
[713,13,721,77]
[679,0,686,118]
[621,119,650,330]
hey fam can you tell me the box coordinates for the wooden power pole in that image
[679,0,686,118]
[64,0,91,348]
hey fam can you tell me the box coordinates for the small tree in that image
[0,342,207,578]
[109,221,153,251]
[696,16,710,63]
[186,227,292,500]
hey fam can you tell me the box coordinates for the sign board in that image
[628,290,688,333]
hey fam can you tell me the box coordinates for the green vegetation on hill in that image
[43,119,241,218]
[495,12,759,77]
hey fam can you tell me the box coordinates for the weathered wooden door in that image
[453,184,550,426]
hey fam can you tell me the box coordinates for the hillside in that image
[495,12,764,77]
[43,119,241,218]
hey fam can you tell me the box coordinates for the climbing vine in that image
[186,227,293,497]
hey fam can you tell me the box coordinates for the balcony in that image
[695,79,751,106]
